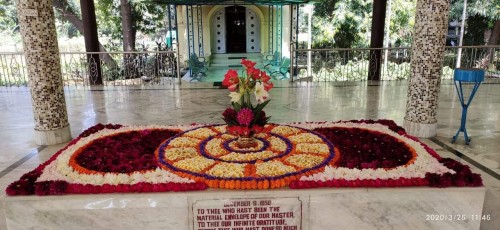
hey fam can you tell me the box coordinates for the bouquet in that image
[222,59,274,137]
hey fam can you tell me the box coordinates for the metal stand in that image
[451,68,484,145]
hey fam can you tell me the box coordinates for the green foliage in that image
[463,15,489,45]
[312,0,417,48]
[96,0,167,49]
[390,0,416,46]
[307,59,454,81]
[0,0,18,35]
[312,0,372,48]
[450,0,500,21]
[449,0,499,46]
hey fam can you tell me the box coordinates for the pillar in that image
[367,0,387,81]
[16,0,72,145]
[403,0,451,138]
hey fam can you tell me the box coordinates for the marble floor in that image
[0,80,499,229]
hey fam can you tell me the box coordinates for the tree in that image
[52,0,116,68]
[389,0,416,47]
[120,0,135,51]
[96,0,167,52]
[449,0,500,67]
[312,0,372,48]
[449,0,499,46]
[0,0,18,36]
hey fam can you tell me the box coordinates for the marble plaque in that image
[191,197,302,230]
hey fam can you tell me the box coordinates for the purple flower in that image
[237,108,254,126]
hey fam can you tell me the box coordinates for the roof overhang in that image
[145,0,311,5]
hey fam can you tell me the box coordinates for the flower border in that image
[6,120,482,196]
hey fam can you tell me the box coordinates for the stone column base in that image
[403,119,437,138]
[34,126,72,145]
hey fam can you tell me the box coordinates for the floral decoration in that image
[6,120,483,196]
[222,59,273,136]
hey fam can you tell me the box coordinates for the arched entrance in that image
[212,6,261,54]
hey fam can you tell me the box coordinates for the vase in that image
[236,135,258,149]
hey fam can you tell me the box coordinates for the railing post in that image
[290,42,294,83]
[176,43,181,84]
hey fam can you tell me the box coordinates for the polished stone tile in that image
[0,81,499,229]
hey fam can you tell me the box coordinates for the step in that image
[211,58,262,65]
[211,53,262,59]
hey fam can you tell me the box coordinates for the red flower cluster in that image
[289,177,428,189]
[76,129,179,173]
[66,182,207,194]
[314,127,413,169]
[224,107,267,136]
[5,170,41,195]
[426,158,482,187]
[222,69,239,92]
[346,119,406,134]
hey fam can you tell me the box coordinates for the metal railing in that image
[292,46,499,82]
[0,51,179,87]
[0,46,498,87]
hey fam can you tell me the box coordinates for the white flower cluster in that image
[205,139,228,157]
[254,133,268,138]
[271,126,302,136]
[207,162,246,178]
[169,137,201,147]
[289,133,323,143]
[174,156,215,173]
[221,151,276,161]
[221,134,236,140]
[286,154,324,168]
[185,128,217,139]
[213,125,227,134]
[296,143,330,155]
[268,136,287,152]
[165,147,198,161]
[256,161,295,176]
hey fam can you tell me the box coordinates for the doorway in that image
[225,6,246,53]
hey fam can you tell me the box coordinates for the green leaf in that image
[251,100,271,125]
[232,102,242,111]
[254,100,271,111]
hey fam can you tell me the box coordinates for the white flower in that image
[254,82,269,103]
[229,91,243,104]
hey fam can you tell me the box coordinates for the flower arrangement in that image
[5,120,483,196]
[222,59,273,138]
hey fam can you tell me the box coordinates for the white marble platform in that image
[2,187,486,230]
